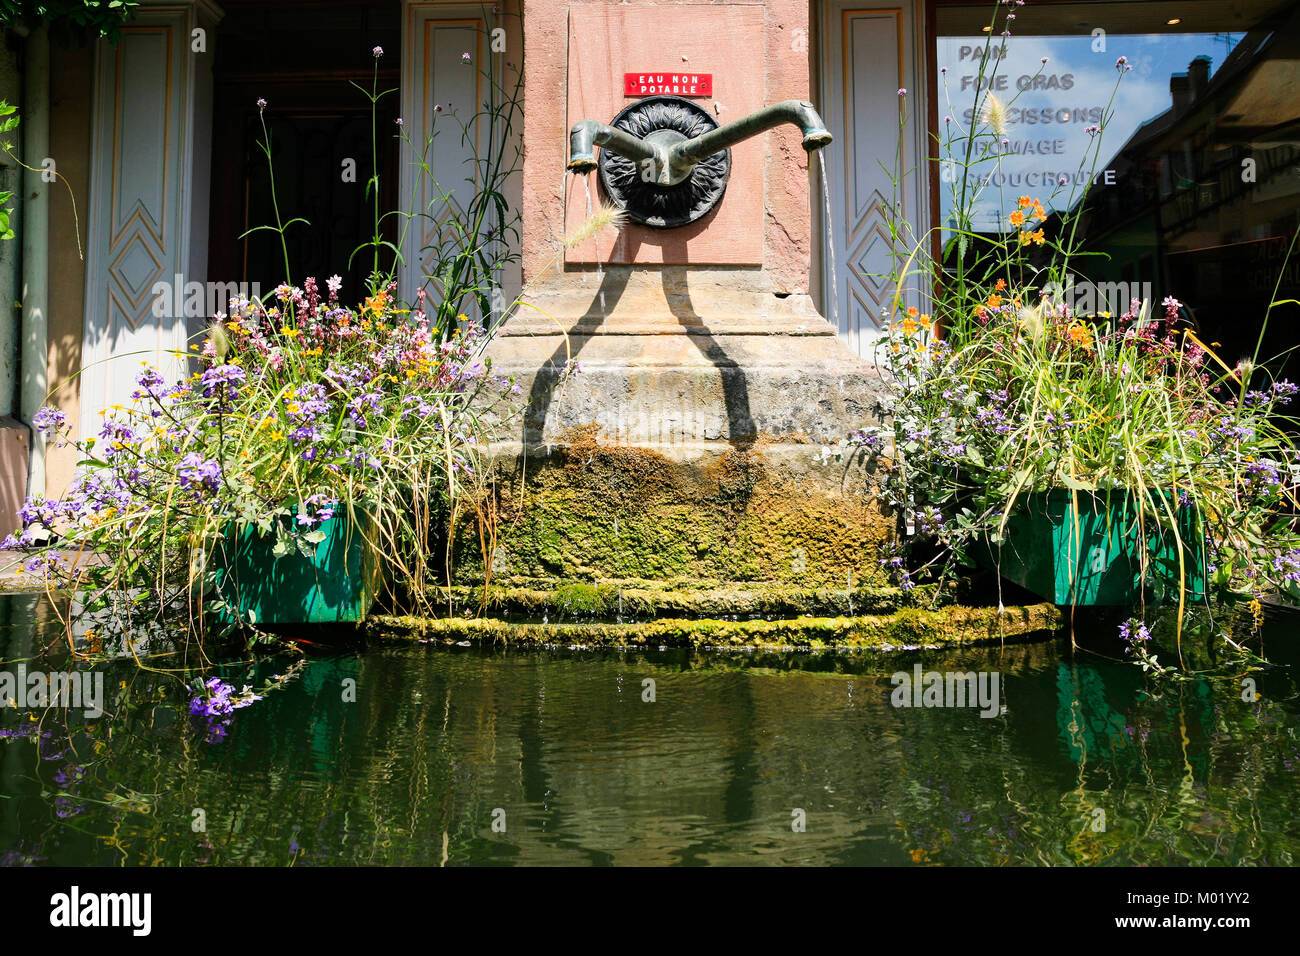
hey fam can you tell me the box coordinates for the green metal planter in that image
[211,512,383,625]
[975,489,1208,606]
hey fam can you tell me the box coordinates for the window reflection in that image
[936,0,1300,375]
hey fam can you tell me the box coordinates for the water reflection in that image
[1,593,1297,865]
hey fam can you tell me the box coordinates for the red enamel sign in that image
[624,72,713,97]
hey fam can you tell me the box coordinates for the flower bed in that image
[5,280,519,633]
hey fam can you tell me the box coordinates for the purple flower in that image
[1119,618,1152,653]
[178,453,222,495]
[31,406,66,438]
[199,363,246,402]
[1273,549,1300,585]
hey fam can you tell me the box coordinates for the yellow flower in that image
[280,326,302,338]
[918,314,933,330]
[271,430,284,441]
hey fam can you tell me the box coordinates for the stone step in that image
[366,604,1063,653]
[425,579,907,620]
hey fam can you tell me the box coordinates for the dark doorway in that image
[207,1,401,305]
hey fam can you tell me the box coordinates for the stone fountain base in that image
[460,267,893,590]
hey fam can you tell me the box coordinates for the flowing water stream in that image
[818,152,839,331]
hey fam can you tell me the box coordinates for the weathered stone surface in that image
[367,604,1064,652]
[455,424,890,588]
[473,263,891,586]
[490,267,886,448]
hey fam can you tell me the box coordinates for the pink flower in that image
[897,88,907,96]
[256,97,267,109]
[372,46,384,58]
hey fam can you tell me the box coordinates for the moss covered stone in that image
[425,579,906,620]
[455,426,893,589]
[367,603,1061,652]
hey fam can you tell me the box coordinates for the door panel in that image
[820,1,930,356]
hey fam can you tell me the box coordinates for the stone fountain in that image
[467,8,891,598]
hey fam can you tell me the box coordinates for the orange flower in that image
[918,313,933,330]
[1031,229,1046,245]
[1018,195,1033,209]
[364,291,389,316]
[994,278,1006,291]
[907,306,919,317]
[1008,210,1025,227]
[901,316,918,335]
[1065,320,1093,350]
[987,294,1003,308]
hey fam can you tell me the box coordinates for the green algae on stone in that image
[454,427,894,588]
[424,579,906,620]
[367,603,1062,652]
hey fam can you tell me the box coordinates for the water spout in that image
[568,99,832,186]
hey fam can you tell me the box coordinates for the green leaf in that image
[1059,474,1097,491]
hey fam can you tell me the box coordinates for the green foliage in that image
[0,102,17,240]
[852,1,1299,669]
[0,0,138,42]
[5,36,538,641]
